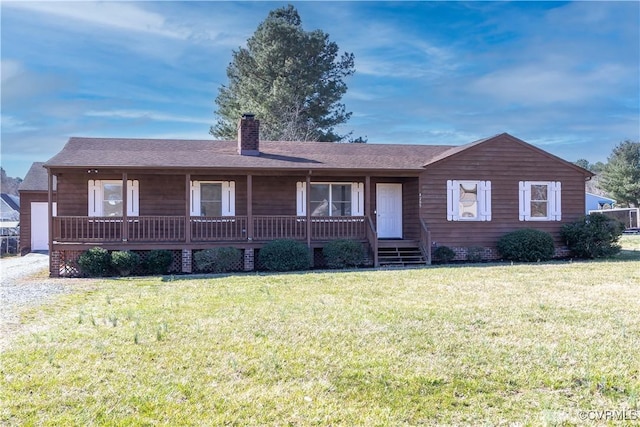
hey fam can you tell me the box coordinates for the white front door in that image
[31,202,56,251]
[376,183,402,238]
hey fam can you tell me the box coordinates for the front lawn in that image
[1,237,639,425]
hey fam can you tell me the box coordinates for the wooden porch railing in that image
[310,216,366,240]
[191,216,247,241]
[419,218,432,265]
[129,216,185,242]
[54,216,123,242]
[53,215,369,244]
[253,216,307,241]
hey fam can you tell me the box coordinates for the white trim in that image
[296,182,307,216]
[126,180,139,217]
[446,180,455,221]
[190,181,201,216]
[190,181,235,217]
[302,182,363,217]
[351,182,364,216]
[222,181,235,216]
[447,180,491,221]
[88,180,139,217]
[88,180,98,216]
[519,181,561,221]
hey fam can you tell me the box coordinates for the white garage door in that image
[31,202,56,251]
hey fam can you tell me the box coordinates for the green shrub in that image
[77,247,111,277]
[258,239,310,272]
[466,246,485,262]
[111,250,141,276]
[561,213,625,259]
[145,250,173,275]
[194,247,243,273]
[323,239,365,269]
[433,246,456,263]
[497,229,555,262]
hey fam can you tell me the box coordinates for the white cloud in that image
[469,63,630,105]
[2,1,189,39]
[0,115,38,133]
[1,60,22,83]
[85,109,210,125]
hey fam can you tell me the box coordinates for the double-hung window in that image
[88,180,139,217]
[296,182,364,217]
[446,180,491,221]
[190,181,235,217]
[519,181,561,221]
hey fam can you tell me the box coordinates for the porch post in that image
[185,174,191,244]
[122,172,128,242]
[48,170,57,277]
[247,174,253,240]
[306,174,311,248]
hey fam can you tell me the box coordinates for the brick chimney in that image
[237,114,260,156]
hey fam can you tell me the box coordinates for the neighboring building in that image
[36,115,593,276]
[585,192,616,213]
[0,193,20,233]
[18,162,57,253]
[1,193,20,255]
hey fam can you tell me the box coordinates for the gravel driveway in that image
[0,253,73,350]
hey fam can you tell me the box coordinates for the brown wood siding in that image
[403,179,419,240]
[420,135,589,249]
[18,191,49,254]
[252,176,298,215]
[53,173,249,216]
[55,173,90,216]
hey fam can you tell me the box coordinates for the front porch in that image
[45,169,432,275]
[50,214,431,275]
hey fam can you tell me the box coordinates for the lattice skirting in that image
[53,249,183,277]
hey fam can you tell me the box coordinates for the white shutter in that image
[519,181,528,221]
[351,182,364,216]
[126,180,139,217]
[222,181,235,216]
[480,181,492,221]
[551,181,561,221]
[446,180,454,221]
[190,181,201,216]
[296,182,307,216]
[88,180,100,216]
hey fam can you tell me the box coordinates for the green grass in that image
[1,237,639,426]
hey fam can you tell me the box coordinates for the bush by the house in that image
[194,247,243,273]
[467,246,485,262]
[497,229,555,262]
[111,250,141,276]
[323,239,365,269]
[145,250,173,275]
[77,247,111,277]
[258,239,310,272]
[561,213,625,259]
[433,246,456,264]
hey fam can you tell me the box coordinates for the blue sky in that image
[1,1,639,179]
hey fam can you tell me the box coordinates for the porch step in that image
[377,243,427,267]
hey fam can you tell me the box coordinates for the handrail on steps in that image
[366,216,378,267]
[419,218,432,265]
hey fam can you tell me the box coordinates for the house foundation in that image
[182,249,192,273]
[244,248,254,271]
[50,250,61,277]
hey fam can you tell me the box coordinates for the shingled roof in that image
[19,162,57,192]
[44,137,460,172]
